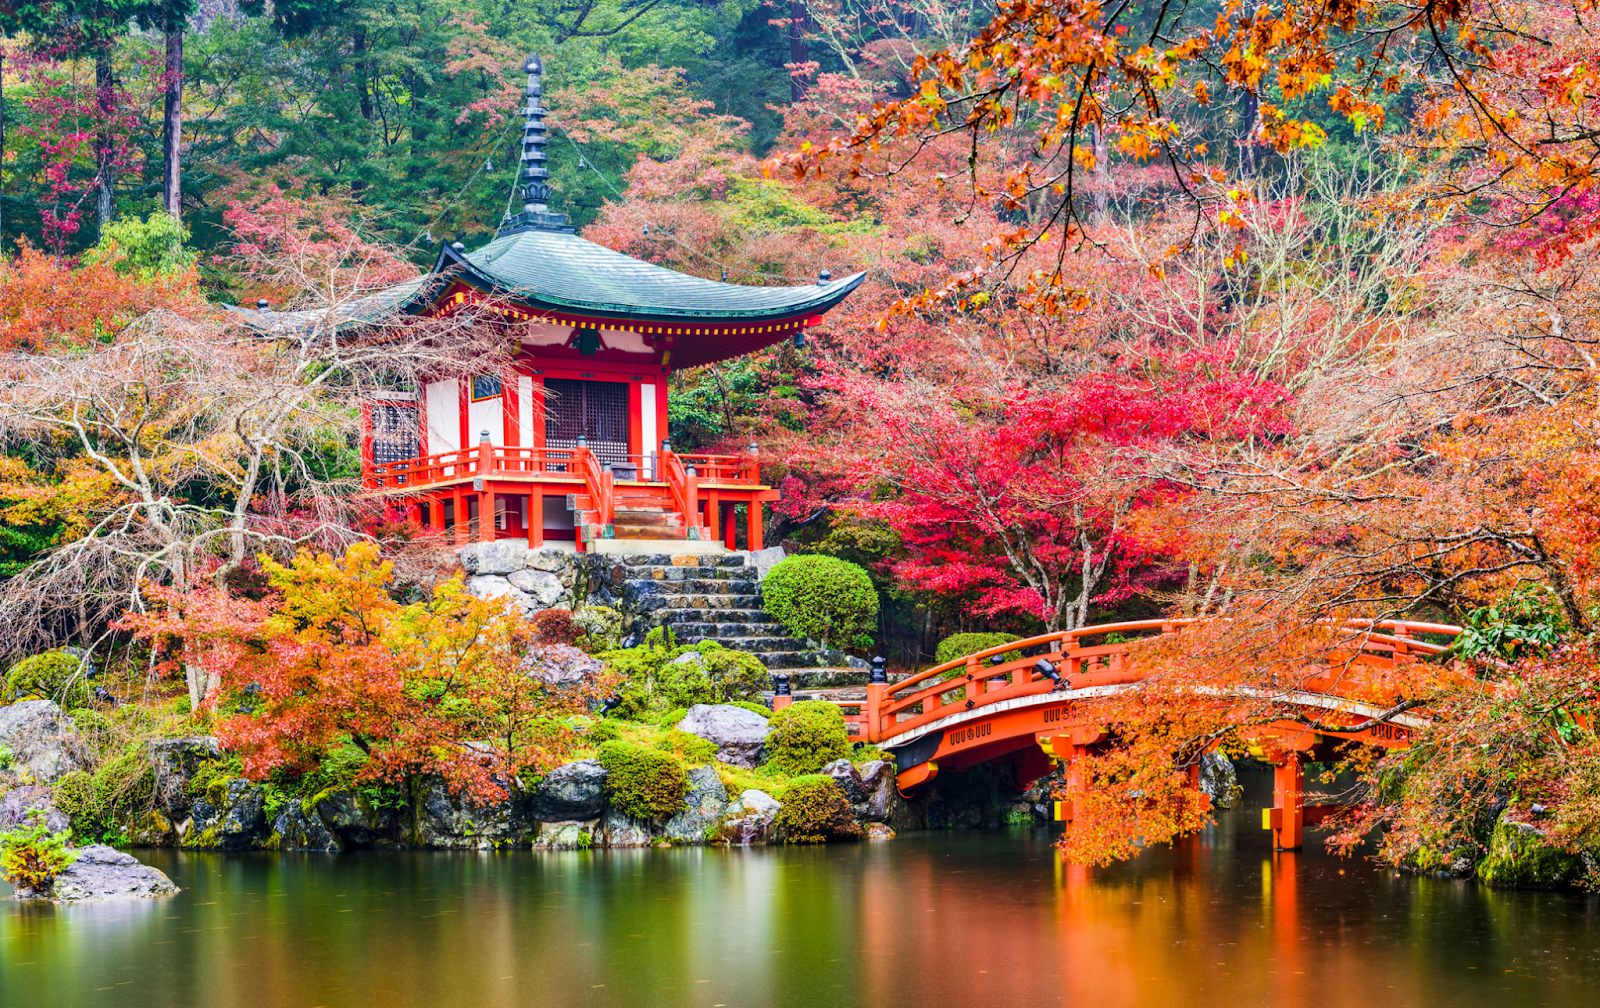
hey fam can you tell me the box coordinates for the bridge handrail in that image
[875,617,1462,744]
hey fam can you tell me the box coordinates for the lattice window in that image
[544,378,630,466]
[371,403,419,465]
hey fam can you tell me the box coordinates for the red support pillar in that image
[1269,755,1305,851]
[723,504,737,549]
[453,487,467,546]
[430,494,445,534]
[747,501,764,551]
[527,491,543,549]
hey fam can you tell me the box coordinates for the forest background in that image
[7,0,1600,871]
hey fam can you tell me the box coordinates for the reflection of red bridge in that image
[775,618,1462,851]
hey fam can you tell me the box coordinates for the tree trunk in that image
[1240,90,1259,177]
[1091,123,1110,225]
[162,19,183,218]
[95,52,115,229]
[354,29,373,121]
[788,0,809,103]
[1,46,6,249]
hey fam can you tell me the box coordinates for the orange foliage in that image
[0,241,201,352]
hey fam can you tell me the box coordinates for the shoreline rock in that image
[13,845,178,903]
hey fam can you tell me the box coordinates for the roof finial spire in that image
[498,53,573,236]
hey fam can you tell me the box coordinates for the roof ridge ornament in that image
[497,53,574,236]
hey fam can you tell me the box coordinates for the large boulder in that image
[530,760,607,822]
[0,785,70,834]
[461,541,528,576]
[824,759,900,824]
[186,778,267,849]
[742,546,787,582]
[271,802,340,852]
[599,808,652,847]
[533,821,594,849]
[662,766,729,844]
[411,781,534,849]
[0,700,90,783]
[527,644,604,686]
[716,789,780,845]
[148,737,223,820]
[676,704,769,768]
[13,845,179,902]
[1198,751,1241,810]
[466,574,536,610]
[525,548,571,574]
[507,569,565,607]
[1476,811,1587,888]
[311,789,396,848]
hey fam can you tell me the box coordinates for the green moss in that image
[761,555,879,649]
[655,729,718,764]
[727,700,771,718]
[52,745,155,845]
[775,775,861,843]
[1476,813,1585,888]
[596,740,690,820]
[3,651,91,709]
[766,701,851,775]
[603,633,772,719]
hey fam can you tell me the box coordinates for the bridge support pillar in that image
[1265,755,1305,851]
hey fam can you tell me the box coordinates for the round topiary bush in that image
[775,775,862,843]
[596,740,690,820]
[3,651,91,709]
[934,632,1024,666]
[761,554,879,648]
[765,700,851,775]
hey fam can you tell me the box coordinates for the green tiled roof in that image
[439,229,864,321]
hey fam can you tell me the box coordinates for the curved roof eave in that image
[420,235,866,324]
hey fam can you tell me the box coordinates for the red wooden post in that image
[1270,755,1304,851]
[453,486,467,546]
[747,500,764,551]
[430,494,445,534]
[476,432,494,543]
[865,656,887,743]
[527,491,542,549]
[723,503,737,549]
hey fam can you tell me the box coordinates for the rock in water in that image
[600,808,652,847]
[1198,751,1241,810]
[271,802,340,852]
[663,766,729,843]
[411,780,534,849]
[0,700,90,783]
[186,778,267,849]
[855,761,900,822]
[717,789,780,845]
[822,759,868,803]
[148,737,223,820]
[676,704,769,768]
[533,821,593,849]
[14,845,178,902]
[531,760,607,822]
[1476,811,1587,888]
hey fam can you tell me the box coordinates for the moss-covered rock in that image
[1476,812,1586,888]
[596,741,689,820]
[765,701,850,775]
[775,775,861,843]
[3,652,91,709]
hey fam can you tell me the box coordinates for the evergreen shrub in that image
[934,632,1023,666]
[761,555,879,648]
[597,740,689,819]
[655,729,718,763]
[53,746,155,844]
[603,632,770,719]
[775,775,861,843]
[765,700,850,775]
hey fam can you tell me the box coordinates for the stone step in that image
[672,622,788,639]
[752,650,846,668]
[657,608,774,623]
[611,526,688,540]
[619,554,750,569]
[722,636,809,653]
[621,567,747,583]
[627,578,757,594]
[634,595,766,613]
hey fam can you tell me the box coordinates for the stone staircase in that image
[582,552,867,683]
[571,491,714,545]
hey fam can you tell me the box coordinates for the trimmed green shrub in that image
[655,729,718,763]
[4,651,91,709]
[761,555,879,648]
[934,632,1023,666]
[765,700,851,775]
[597,740,690,820]
[728,700,770,718]
[588,719,622,744]
[656,707,690,730]
[603,632,771,720]
[776,775,862,843]
[0,810,79,893]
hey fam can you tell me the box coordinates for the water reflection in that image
[5,801,1600,1006]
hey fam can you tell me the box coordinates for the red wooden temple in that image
[326,55,862,553]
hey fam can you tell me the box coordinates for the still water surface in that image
[5,798,1600,1007]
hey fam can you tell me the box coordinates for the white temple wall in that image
[425,379,461,454]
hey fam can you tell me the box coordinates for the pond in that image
[6,777,1600,1007]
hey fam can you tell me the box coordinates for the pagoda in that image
[354,54,863,554]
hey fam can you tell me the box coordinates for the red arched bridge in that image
[770,618,1462,851]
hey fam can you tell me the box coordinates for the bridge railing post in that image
[771,674,793,711]
[865,657,887,742]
